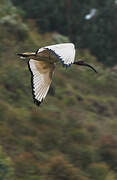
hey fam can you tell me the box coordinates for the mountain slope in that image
[0,1,117,180]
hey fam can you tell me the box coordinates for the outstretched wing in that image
[28,59,55,106]
[37,43,75,67]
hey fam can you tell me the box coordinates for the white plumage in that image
[18,43,96,106]
[28,43,75,105]
[43,43,75,66]
[28,60,55,105]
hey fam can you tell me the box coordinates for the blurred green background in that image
[0,0,117,179]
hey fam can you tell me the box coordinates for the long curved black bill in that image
[74,61,97,73]
[83,63,97,73]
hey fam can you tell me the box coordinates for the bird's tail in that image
[17,52,36,59]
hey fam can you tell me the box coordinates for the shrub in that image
[87,163,109,180]
[45,156,89,180]
[52,33,70,44]
[0,15,29,41]
[99,135,117,170]
[0,146,15,180]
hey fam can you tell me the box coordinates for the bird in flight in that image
[17,43,97,106]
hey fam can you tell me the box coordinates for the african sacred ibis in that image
[17,43,97,106]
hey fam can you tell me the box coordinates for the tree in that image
[12,0,117,66]
[82,0,117,66]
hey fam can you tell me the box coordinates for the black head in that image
[73,60,97,73]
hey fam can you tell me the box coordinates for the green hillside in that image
[0,1,117,180]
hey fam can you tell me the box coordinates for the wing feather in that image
[37,43,75,67]
[28,59,55,105]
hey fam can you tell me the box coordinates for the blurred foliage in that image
[0,146,15,180]
[87,163,109,180]
[11,0,117,66]
[0,0,17,18]
[0,1,117,180]
[0,15,29,41]
[44,156,89,180]
[0,0,28,41]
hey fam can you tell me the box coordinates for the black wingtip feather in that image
[28,61,42,107]
[34,99,41,106]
